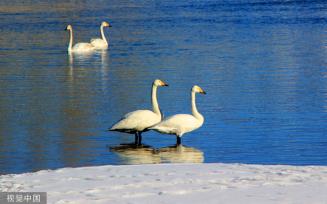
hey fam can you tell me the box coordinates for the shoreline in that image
[1,163,327,203]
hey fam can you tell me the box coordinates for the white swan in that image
[149,85,206,145]
[90,21,111,49]
[65,25,95,53]
[109,79,168,145]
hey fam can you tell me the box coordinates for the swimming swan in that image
[149,85,206,145]
[109,79,168,145]
[90,21,111,49]
[65,25,95,53]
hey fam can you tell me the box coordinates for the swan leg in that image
[176,136,181,145]
[134,132,139,145]
[138,132,142,146]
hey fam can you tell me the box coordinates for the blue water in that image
[0,0,327,174]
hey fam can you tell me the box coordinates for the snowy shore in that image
[1,163,327,204]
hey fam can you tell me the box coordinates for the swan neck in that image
[191,91,202,120]
[100,25,108,45]
[152,84,161,116]
[68,29,73,51]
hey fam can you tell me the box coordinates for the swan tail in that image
[109,127,135,134]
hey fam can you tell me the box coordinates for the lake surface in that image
[0,0,327,174]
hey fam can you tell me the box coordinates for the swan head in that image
[102,21,112,27]
[65,25,72,31]
[192,85,206,94]
[154,79,168,87]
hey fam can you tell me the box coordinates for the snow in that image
[1,163,327,204]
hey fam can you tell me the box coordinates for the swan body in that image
[149,85,206,145]
[150,114,202,136]
[65,25,95,53]
[111,110,161,133]
[90,21,111,49]
[110,79,168,145]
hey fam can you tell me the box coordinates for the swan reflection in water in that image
[158,145,204,163]
[109,144,204,164]
[68,50,108,78]
[110,144,160,164]
[68,52,94,78]
[68,50,107,66]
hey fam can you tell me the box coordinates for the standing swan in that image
[65,25,95,53]
[90,21,112,49]
[149,85,206,145]
[109,79,168,145]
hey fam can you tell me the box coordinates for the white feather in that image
[90,22,110,50]
[72,43,95,52]
[150,85,205,139]
[66,25,95,53]
[150,114,202,136]
[109,79,168,138]
[111,110,161,132]
[90,38,108,49]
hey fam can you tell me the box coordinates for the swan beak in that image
[161,82,168,86]
[64,28,67,31]
[109,25,112,27]
[200,90,206,94]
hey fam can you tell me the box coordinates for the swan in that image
[149,85,206,145]
[109,79,168,145]
[90,21,111,49]
[65,25,95,53]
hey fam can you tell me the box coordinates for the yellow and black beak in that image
[162,82,169,87]
[200,89,206,94]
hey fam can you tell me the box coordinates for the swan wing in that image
[150,114,201,136]
[90,38,103,44]
[90,38,99,43]
[72,43,95,52]
[110,110,161,132]
[90,38,108,49]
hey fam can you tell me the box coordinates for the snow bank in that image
[1,163,327,204]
